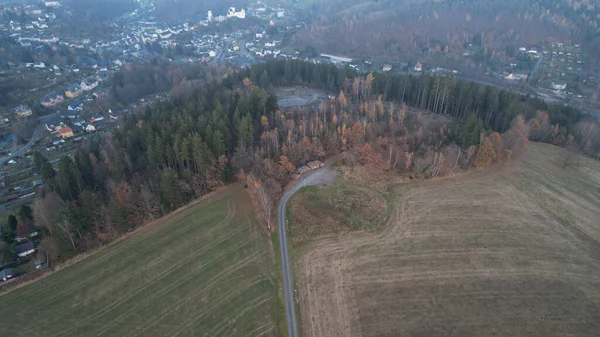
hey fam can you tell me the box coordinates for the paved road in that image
[277,168,336,337]
[0,127,41,166]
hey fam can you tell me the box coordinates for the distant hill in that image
[289,0,600,70]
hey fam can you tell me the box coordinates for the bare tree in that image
[466,145,478,165]
[33,192,63,236]
[37,237,58,266]
[256,183,274,231]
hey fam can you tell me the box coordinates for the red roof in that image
[58,127,73,135]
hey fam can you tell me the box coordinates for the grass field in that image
[288,180,387,246]
[291,143,600,336]
[0,186,280,337]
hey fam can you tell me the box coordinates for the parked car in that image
[0,268,14,282]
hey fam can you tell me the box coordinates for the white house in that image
[85,124,96,132]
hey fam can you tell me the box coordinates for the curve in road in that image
[278,168,335,337]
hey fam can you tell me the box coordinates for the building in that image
[414,62,423,72]
[320,54,353,64]
[44,1,61,7]
[41,91,64,107]
[85,124,96,132]
[383,64,392,72]
[15,223,39,242]
[207,10,213,22]
[227,7,246,19]
[14,104,32,117]
[45,117,64,132]
[32,179,43,188]
[90,114,104,123]
[15,242,35,257]
[80,76,99,91]
[65,83,81,98]
[0,268,14,282]
[505,73,528,81]
[68,100,83,111]
[551,82,567,91]
[57,127,74,139]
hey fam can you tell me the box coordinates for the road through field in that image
[278,168,336,337]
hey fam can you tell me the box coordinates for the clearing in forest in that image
[0,186,280,337]
[292,143,600,337]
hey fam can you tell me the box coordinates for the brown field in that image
[293,143,600,337]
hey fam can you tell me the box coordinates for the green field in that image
[0,186,280,336]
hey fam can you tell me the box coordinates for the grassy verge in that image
[271,232,288,337]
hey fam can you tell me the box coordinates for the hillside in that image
[290,0,600,70]
[0,186,280,336]
[291,143,600,336]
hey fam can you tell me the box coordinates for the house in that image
[414,62,423,72]
[32,179,43,188]
[65,83,81,98]
[85,124,96,132]
[57,127,74,139]
[68,99,83,111]
[14,104,32,117]
[15,242,35,257]
[383,64,392,72]
[45,117,64,131]
[73,117,86,127]
[0,268,14,282]
[551,82,567,91]
[41,91,64,107]
[96,70,108,81]
[80,76,99,91]
[15,223,39,242]
[109,110,119,120]
[65,112,78,119]
[90,114,104,123]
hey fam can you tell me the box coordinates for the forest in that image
[3,59,599,267]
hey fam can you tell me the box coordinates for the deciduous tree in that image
[475,137,496,167]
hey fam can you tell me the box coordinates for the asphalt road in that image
[0,126,41,166]
[277,168,336,337]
